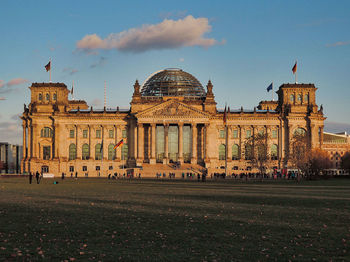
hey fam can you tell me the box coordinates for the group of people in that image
[28,171,42,184]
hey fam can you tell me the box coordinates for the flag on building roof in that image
[292,61,297,74]
[223,105,227,126]
[267,83,273,92]
[45,61,51,72]
[113,139,124,150]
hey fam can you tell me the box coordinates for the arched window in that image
[38,93,43,101]
[232,144,240,160]
[304,94,309,103]
[297,94,302,103]
[46,93,50,101]
[53,93,57,101]
[121,144,128,160]
[69,144,77,160]
[95,143,102,160]
[245,144,253,160]
[271,144,278,160]
[41,127,53,138]
[82,144,89,160]
[108,144,116,160]
[290,94,295,103]
[294,128,306,136]
[219,144,226,160]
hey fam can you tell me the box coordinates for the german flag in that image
[45,61,51,72]
[292,61,297,74]
[113,139,124,150]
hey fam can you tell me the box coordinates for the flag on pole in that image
[45,61,51,72]
[223,105,227,126]
[292,61,297,74]
[113,139,124,150]
[100,140,103,153]
[267,83,273,92]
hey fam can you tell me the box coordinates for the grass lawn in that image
[0,177,349,261]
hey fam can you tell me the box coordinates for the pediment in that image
[136,99,210,120]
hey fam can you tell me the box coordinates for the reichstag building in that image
[21,68,325,176]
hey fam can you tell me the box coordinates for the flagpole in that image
[72,80,75,100]
[272,82,274,101]
[104,81,106,108]
[225,103,228,178]
[49,58,51,83]
[101,126,103,177]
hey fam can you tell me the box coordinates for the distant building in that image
[0,143,22,173]
[21,68,329,176]
[322,132,350,168]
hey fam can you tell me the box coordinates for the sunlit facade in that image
[21,68,326,176]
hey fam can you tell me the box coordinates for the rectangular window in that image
[69,166,74,172]
[96,166,100,171]
[219,130,226,138]
[96,129,101,138]
[233,129,238,138]
[246,130,251,138]
[109,129,114,138]
[70,129,75,138]
[83,130,88,138]
[109,165,113,170]
[122,129,127,138]
[82,166,87,171]
[43,146,51,160]
[272,130,277,138]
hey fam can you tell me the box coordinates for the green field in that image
[0,177,349,261]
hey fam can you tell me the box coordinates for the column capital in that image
[137,123,143,128]
[178,122,184,127]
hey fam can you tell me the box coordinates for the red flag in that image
[113,139,124,150]
[223,105,227,126]
[45,61,51,72]
[292,61,297,74]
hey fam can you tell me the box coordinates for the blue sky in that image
[1,0,350,144]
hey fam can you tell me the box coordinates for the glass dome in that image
[140,68,206,97]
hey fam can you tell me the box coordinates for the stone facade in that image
[21,69,327,176]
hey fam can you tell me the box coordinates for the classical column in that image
[204,123,210,162]
[320,126,324,148]
[88,125,91,159]
[133,123,138,160]
[150,123,156,164]
[102,125,107,160]
[178,122,184,164]
[27,120,32,159]
[164,124,169,164]
[227,125,232,162]
[76,125,82,160]
[137,123,144,164]
[148,125,151,160]
[191,123,197,164]
[22,121,27,160]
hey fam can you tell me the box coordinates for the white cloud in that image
[0,97,6,100]
[326,41,350,47]
[7,78,28,87]
[76,15,220,53]
[0,80,4,88]
[179,58,185,62]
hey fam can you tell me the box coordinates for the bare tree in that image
[244,132,271,178]
[290,131,332,178]
[289,131,310,177]
[341,152,350,173]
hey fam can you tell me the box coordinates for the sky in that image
[0,0,350,144]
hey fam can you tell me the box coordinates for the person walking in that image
[35,171,40,184]
[29,172,33,184]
